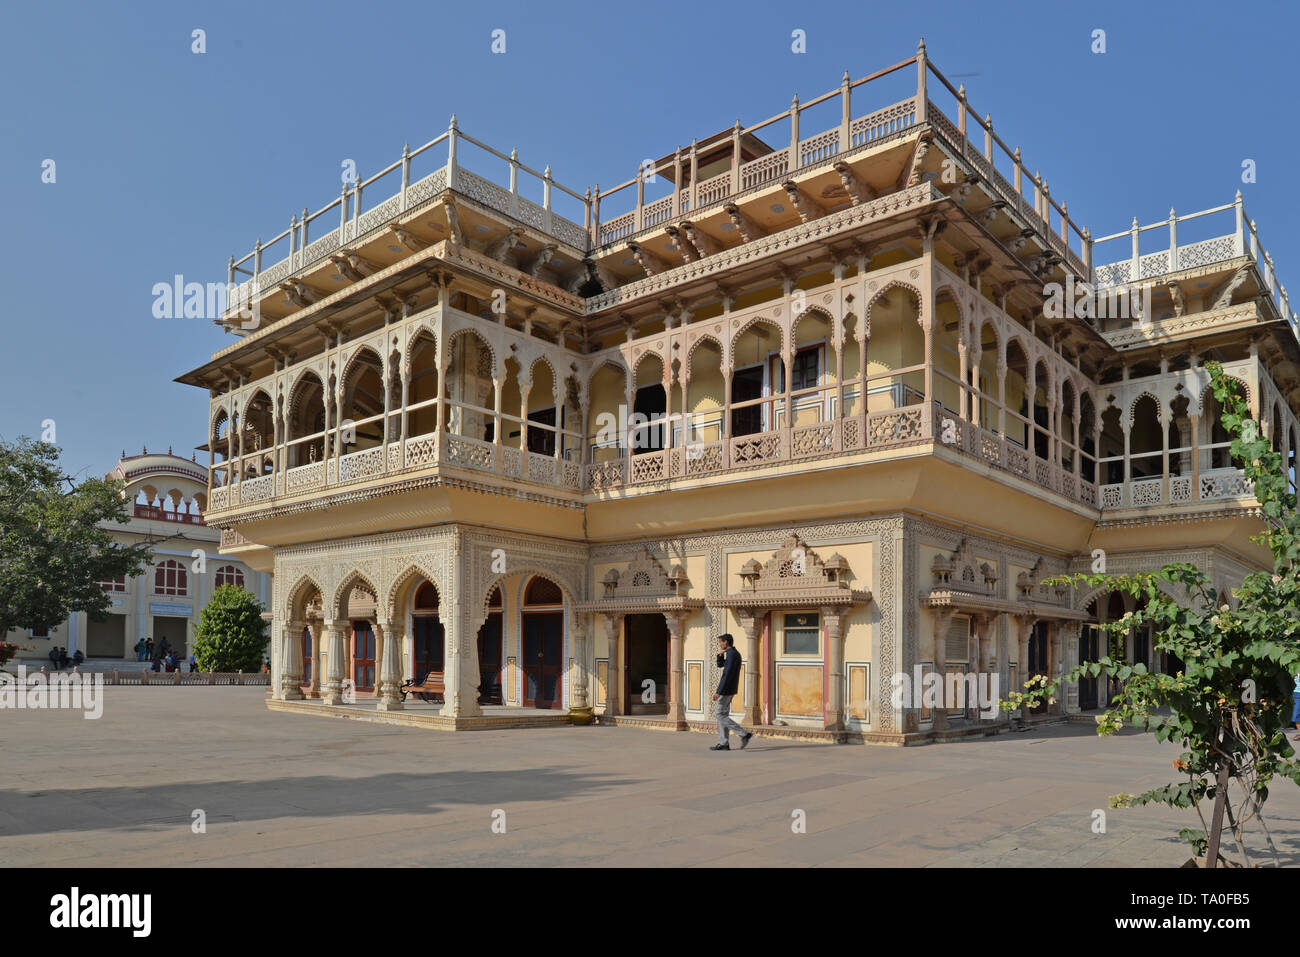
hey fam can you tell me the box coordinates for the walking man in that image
[711,633,753,751]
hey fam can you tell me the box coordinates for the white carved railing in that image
[239,473,276,504]
[798,128,840,168]
[731,432,783,465]
[404,435,438,469]
[501,446,522,479]
[586,459,626,490]
[526,452,556,484]
[851,98,917,148]
[1100,469,1251,509]
[285,462,325,494]
[740,150,790,190]
[629,451,666,484]
[338,446,386,483]
[209,485,230,510]
[1201,468,1252,501]
[446,434,496,472]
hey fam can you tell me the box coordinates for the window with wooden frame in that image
[154,559,188,596]
[781,611,821,656]
[215,565,245,589]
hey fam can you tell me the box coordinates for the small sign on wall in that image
[149,601,193,617]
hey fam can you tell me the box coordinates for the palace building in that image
[177,42,1297,741]
[9,450,269,664]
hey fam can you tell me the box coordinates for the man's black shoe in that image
[710,743,730,751]
[739,732,753,749]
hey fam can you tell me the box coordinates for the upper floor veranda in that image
[182,42,1300,546]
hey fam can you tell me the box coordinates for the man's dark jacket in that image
[716,646,742,696]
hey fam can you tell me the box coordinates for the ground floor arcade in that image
[264,517,1259,741]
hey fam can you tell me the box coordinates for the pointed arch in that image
[332,568,381,620]
[284,572,325,620]
[385,562,446,620]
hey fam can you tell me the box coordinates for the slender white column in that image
[321,619,345,705]
[375,618,404,711]
[280,619,304,700]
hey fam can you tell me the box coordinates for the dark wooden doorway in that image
[1027,621,1049,715]
[522,576,564,710]
[352,621,375,692]
[478,586,504,705]
[624,613,669,715]
[412,580,443,684]
[731,365,764,436]
[1078,623,1100,711]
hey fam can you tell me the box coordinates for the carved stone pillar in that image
[279,619,304,700]
[375,618,404,711]
[930,607,954,731]
[321,620,346,705]
[441,605,483,718]
[665,613,686,728]
[1064,623,1080,715]
[569,614,594,724]
[736,609,762,725]
[822,608,846,733]
[600,613,621,718]
[1014,615,1035,721]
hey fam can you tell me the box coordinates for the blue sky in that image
[2,0,1295,481]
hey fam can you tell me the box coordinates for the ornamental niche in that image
[930,538,998,596]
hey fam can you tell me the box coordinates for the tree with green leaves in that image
[193,584,268,672]
[0,437,153,635]
[1006,361,1300,867]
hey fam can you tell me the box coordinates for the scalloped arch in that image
[283,572,325,620]
[331,568,381,620]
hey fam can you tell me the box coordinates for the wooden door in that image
[413,616,444,682]
[1027,622,1049,715]
[352,621,375,692]
[301,625,312,688]
[522,612,563,709]
[1078,624,1100,711]
[477,613,503,705]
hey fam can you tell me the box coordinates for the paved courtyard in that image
[3,687,1299,867]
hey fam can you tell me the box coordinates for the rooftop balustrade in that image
[221,43,1095,320]
[1091,196,1297,336]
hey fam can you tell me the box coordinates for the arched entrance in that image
[624,613,669,715]
[521,576,564,709]
[477,585,504,705]
[411,581,444,684]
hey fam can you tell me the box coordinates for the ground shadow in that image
[0,767,640,838]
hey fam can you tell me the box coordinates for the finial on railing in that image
[1169,207,1176,219]
[917,37,926,54]
[510,147,518,161]
[957,83,965,97]
[842,69,850,85]
[402,142,410,157]
[544,165,551,179]
[449,113,458,131]
[792,92,799,110]
[1132,217,1139,228]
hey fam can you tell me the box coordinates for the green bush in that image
[193,585,268,672]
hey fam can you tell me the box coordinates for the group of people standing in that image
[132,637,198,673]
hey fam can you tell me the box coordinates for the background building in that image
[11,449,269,665]
[179,43,1294,740]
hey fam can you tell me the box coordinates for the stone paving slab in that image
[2,687,1299,867]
